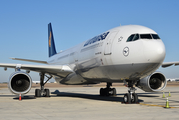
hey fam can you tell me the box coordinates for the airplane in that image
[0,23,176,104]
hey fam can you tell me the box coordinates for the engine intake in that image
[8,71,32,94]
[136,72,167,92]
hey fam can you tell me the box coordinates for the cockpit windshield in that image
[133,34,139,41]
[152,34,160,39]
[140,34,152,39]
[126,34,135,42]
[126,34,160,42]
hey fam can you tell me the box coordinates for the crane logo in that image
[49,32,52,47]
[123,47,129,57]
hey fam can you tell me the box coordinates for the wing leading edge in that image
[0,63,73,78]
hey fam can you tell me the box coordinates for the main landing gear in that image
[99,81,138,104]
[100,82,116,96]
[123,81,138,104]
[35,73,52,97]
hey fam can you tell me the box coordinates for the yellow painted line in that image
[139,103,177,108]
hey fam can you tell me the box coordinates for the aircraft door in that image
[69,51,79,72]
[104,31,118,55]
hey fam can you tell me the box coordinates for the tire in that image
[100,88,104,96]
[100,88,116,96]
[35,89,41,97]
[123,93,131,104]
[104,88,109,96]
[45,89,50,97]
[112,88,117,96]
[131,93,138,103]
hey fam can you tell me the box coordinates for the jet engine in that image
[8,71,32,94]
[136,72,167,92]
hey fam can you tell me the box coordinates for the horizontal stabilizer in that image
[10,58,47,64]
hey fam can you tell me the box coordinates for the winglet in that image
[48,23,57,57]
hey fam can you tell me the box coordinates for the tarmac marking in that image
[139,103,178,108]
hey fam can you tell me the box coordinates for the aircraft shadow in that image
[2,90,173,102]
[51,90,144,103]
[10,90,178,101]
[13,95,36,100]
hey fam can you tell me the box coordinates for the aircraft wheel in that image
[100,88,109,96]
[100,88,105,96]
[105,89,110,96]
[35,89,41,97]
[45,89,50,97]
[124,93,131,104]
[111,88,117,96]
[100,88,117,96]
[131,93,138,103]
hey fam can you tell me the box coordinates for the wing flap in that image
[0,63,73,78]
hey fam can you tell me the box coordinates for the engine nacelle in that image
[136,72,167,92]
[8,71,32,94]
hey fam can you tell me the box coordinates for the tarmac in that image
[0,82,179,120]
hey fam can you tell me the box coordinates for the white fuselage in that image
[47,25,166,85]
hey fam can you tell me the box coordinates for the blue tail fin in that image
[48,23,57,57]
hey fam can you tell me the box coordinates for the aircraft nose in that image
[143,40,166,63]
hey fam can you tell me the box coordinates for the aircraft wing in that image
[162,62,179,68]
[0,63,73,77]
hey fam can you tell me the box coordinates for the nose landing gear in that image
[123,81,138,104]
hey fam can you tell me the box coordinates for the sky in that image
[0,0,179,82]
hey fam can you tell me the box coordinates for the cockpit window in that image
[127,34,135,42]
[140,34,152,39]
[152,34,160,39]
[126,33,160,42]
[126,34,139,42]
[133,34,139,41]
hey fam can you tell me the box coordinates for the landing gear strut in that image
[35,73,52,97]
[100,82,116,96]
[123,81,138,104]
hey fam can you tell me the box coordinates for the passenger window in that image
[140,34,152,39]
[127,34,135,42]
[152,34,160,39]
[133,34,139,41]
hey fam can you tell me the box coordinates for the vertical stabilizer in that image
[48,23,57,57]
